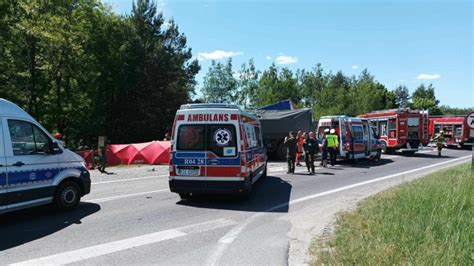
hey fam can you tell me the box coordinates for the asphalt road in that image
[0,148,471,265]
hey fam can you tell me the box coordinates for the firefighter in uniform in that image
[433,130,445,157]
[327,129,339,166]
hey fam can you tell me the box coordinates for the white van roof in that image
[180,103,240,110]
[0,98,36,121]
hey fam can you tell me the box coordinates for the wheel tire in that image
[55,181,81,211]
[381,142,388,154]
[179,193,191,200]
[375,149,382,160]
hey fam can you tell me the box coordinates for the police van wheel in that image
[55,181,81,211]
[179,193,191,200]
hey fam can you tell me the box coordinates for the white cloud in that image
[266,56,272,60]
[352,65,359,69]
[275,55,298,65]
[197,50,243,61]
[416,73,441,80]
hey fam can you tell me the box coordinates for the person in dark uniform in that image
[284,131,298,174]
[304,131,319,174]
[97,144,109,173]
[320,129,329,168]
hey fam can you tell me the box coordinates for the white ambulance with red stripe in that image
[169,104,267,199]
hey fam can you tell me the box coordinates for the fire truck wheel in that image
[179,193,191,200]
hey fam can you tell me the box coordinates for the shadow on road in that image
[338,158,394,169]
[0,203,100,251]
[410,153,452,159]
[177,175,292,213]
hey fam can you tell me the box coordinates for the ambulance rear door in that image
[174,110,209,189]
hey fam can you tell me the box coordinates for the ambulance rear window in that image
[208,125,237,157]
[176,124,238,157]
[177,125,205,150]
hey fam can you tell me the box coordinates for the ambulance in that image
[1,98,90,214]
[317,115,382,161]
[169,104,267,199]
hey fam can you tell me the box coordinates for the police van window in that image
[33,126,50,154]
[177,125,205,151]
[8,120,51,155]
[208,124,237,157]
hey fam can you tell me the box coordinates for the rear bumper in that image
[169,177,249,195]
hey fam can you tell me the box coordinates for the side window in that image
[245,124,257,148]
[33,125,51,154]
[352,126,364,141]
[8,120,51,155]
[254,126,263,147]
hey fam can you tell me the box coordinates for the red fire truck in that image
[359,109,429,154]
[428,115,473,149]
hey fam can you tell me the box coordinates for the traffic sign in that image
[466,112,474,129]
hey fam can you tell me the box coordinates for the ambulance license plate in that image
[177,166,200,176]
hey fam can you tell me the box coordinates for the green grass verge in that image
[310,163,473,265]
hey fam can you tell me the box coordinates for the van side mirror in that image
[50,141,62,154]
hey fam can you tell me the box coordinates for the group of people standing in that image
[283,129,339,175]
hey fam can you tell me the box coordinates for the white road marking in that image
[92,175,168,185]
[87,189,169,203]
[206,154,472,265]
[10,218,236,266]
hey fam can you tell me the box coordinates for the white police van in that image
[1,98,90,214]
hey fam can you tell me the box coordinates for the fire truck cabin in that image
[359,109,429,154]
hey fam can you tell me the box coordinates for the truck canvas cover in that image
[254,109,313,138]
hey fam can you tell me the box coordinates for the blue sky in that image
[106,0,473,108]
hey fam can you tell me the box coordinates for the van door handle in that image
[13,161,25,167]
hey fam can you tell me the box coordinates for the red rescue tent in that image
[107,141,171,166]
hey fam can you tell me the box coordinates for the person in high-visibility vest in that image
[326,128,339,166]
[432,130,445,157]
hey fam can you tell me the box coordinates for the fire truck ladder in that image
[421,110,429,140]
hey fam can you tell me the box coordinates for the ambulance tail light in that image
[169,153,176,176]
[344,140,351,151]
[240,152,248,177]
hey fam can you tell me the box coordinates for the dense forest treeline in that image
[0,0,472,149]
[0,0,199,148]
[200,59,473,118]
